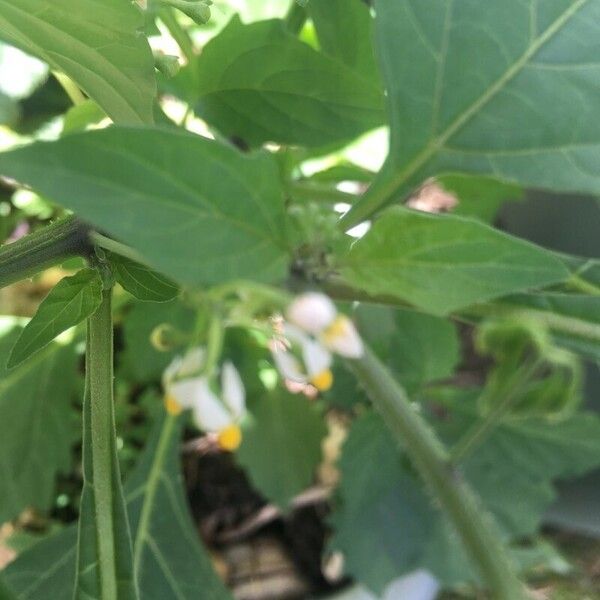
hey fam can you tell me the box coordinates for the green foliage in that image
[0,326,79,523]
[8,268,102,368]
[181,16,384,147]
[331,404,600,592]
[340,207,569,314]
[110,253,179,303]
[307,0,379,84]
[0,0,155,124]
[356,304,460,393]
[476,319,582,419]
[0,128,289,286]
[237,389,327,508]
[121,299,194,382]
[4,415,231,599]
[345,0,600,225]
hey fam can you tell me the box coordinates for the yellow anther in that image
[218,424,242,451]
[164,395,183,416]
[322,316,349,344]
[311,369,333,392]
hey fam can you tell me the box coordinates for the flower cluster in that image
[163,348,246,451]
[161,292,363,449]
[271,292,363,392]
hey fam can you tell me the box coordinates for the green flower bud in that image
[161,0,211,25]
[154,53,181,78]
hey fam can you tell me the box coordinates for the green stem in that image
[349,346,526,599]
[450,359,543,464]
[88,290,119,599]
[288,181,358,204]
[285,1,307,34]
[90,231,147,265]
[565,274,600,295]
[159,7,196,62]
[53,71,86,105]
[0,216,92,290]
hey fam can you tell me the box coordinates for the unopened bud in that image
[154,53,181,78]
[151,323,184,351]
[161,0,211,24]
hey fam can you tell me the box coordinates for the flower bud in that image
[154,53,181,78]
[150,323,184,351]
[286,292,336,335]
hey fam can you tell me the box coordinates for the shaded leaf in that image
[237,390,327,508]
[183,16,384,148]
[0,325,79,523]
[0,127,289,285]
[308,0,379,84]
[345,0,600,225]
[8,268,102,368]
[356,304,460,393]
[0,0,155,124]
[5,415,231,599]
[339,207,569,315]
[438,174,523,222]
[110,253,179,303]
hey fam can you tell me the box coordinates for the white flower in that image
[271,324,333,391]
[163,349,246,451]
[286,292,364,359]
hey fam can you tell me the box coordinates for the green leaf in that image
[182,16,384,147]
[237,390,327,508]
[437,174,523,223]
[8,268,102,368]
[476,318,582,419]
[110,253,179,303]
[0,0,155,124]
[121,299,194,383]
[499,292,600,362]
[307,0,380,85]
[0,127,289,285]
[345,0,600,226]
[437,392,600,537]
[331,405,600,592]
[339,207,569,315]
[4,415,232,599]
[356,304,460,393]
[0,572,17,600]
[62,99,106,135]
[0,326,79,523]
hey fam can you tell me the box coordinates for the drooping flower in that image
[163,348,246,451]
[271,323,334,391]
[286,292,364,359]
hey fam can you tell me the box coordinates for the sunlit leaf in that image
[339,207,569,315]
[182,16,384,147]
[345,0,600,226]
[0,0,155,124]
[0,127,290,285]
[8,268,102,368]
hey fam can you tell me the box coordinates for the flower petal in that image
[302,337,333,378]
[286,292,337,334]
[322,316,364,358]
[178,347,205,377]
[221,361,246,418]
[271,347,308,383]
[168,376,205,410]
[192,379,232,432]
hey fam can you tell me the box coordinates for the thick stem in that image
[349,346,526,599]
[0,216,92,289]
[87,290,119,599]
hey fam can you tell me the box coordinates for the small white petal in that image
[221,361,246,418]
[271,347,308,383]
[192,379,232,432]
[322,316,364,358]
[162,355,182,387]
[168,377,205,410]
[286,292,337,335]
[302,337,333,378]
[178,347,205,377]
